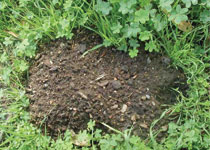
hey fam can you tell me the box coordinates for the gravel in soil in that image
[27,30,186,139]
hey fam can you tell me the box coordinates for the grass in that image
[0,0,210,149]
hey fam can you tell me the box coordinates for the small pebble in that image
[120,117,125,122]
[111,104,118,109]
[146,94,151,99]
[35,54,41,60]
[112,80,122,90]
[76,43,87,53]
[162,125,168,131]
[141,96,147,100]
[131,114,137,122]
[44,84,48,88]
[69,82,75,89]
[162,56,171,65]
[147,57,151,64]
[59,42,65,49]
[32,90,36,94]
[127,79,134,85]
[97,80,109,87]
[121,104,128,113]
[80,44,87,53]
[121,65,129,72]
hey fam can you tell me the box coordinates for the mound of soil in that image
[28,30,185,139]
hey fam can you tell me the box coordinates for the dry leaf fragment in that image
[77,91,88,99]
[177,21,193,32]
[140,123,148,129]
[5,31,19,38]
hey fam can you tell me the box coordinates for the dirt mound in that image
[27,30,185,139]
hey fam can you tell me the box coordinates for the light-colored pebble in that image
[121,104,128,113]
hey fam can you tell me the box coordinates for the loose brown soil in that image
[27,30,186,139]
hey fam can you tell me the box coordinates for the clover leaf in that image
[13,59,29,72]
[200,10,210,23]
[145,41,157,52]
[129,39,140,48]
[159,0,174,12]
[201,0,210,7]
[152,14,167,31]
[169,5,188,24]
[182,0,198,8]
[135,9,150,24]
[95,0,112,15]
[119,0,136,14]
[122,23,141,38]
[129,49,138,58]
[111,22,122,34]
[139,31,152,41]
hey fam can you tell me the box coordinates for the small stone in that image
[69,82,75,89]
[121,104,128,113]
[111,104,118,109]
[49,66,59,71]
[131,114,137,122]
[147,57,151,64]
[112,48,117,52]
[120,117,125,122]
[97,80,109,87]
[112,80,122,90]
[35,54,41,60]
[59,42,66,49]
[85,109,91,113]
[76,43,87,53]
[44,84,48,88]
[141,96,147,100]
[127,79,133,85]
[121,65,129,72]
[146,94,151,99]
[162,56,171,65]
[162,125,168,131]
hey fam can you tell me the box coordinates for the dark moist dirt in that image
[27,30,186,139]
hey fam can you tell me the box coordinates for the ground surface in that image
[27,30,186,139]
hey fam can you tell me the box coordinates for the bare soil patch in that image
[27,30,186,139]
